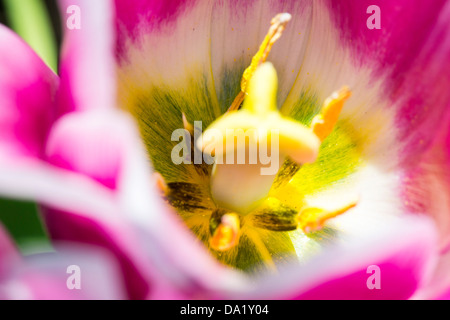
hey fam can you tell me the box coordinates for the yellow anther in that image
[311,87,352,141]
[228,13,292,112]
[210,213,240,251]
[298,195,358,233]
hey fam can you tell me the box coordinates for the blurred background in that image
[0,0,62,254]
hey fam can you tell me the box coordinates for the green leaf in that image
[0,198,52,254]
[4,0,58,72]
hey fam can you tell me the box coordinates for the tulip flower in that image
[1,0,450,300]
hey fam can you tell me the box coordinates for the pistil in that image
[199,63,321,213]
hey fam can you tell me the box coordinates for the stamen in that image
[298,195,358,233]
[228,13,292,112]
[210,212,241,251]
[311,87,352,141]
[241,13,292,93]
[250,197,299,231]
[182,112,194,135]
[154,172,168,196]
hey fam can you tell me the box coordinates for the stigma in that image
[198,63,321,213]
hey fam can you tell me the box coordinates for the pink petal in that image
[0,156,118,216]
[42,205,236,300]
[0,113,145,298]
[0,154,150,298]
[0,25,58,160]
[0,225,19,261]
[43,110,247,299]
[45,111,126,190]
[42,208,151,299]
[0,111,139,213]
[437,290,450,300]
[57,0,116,115]
[1,245,126,300]
[414,247,450,299]
[326,0,450,165]
[242,215,437,300]
[42,111,155,298]
[115,0,196,59]
[402,109,450,251]
[0,225,21,277]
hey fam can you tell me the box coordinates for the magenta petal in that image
[295,261,424,300]
[437,290,450,300]
[0,225,21,276]
[45,111,126,190]
[41,194,239,300]
[45,110,156,193]
[402,109,450,251]
[57,0,116,115]
[0,104,162,299]
[115,0,195,58]
[327,0,450,164]
[42,111,189,299]
[42,208,150,299]
[0,225,18,261]
[0,110,144,213]
[244,216,437,300]
[0,25,58,160]
[42,111,152,298]
[414,249,450,299]
[326,0,447,70]
[1,245,126,300]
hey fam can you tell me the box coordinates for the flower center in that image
[128,12,362,271]
[191,14,357,252]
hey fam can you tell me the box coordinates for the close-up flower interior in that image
[1,0,450,302]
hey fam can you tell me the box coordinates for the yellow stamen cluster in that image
[175,13,358,252]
